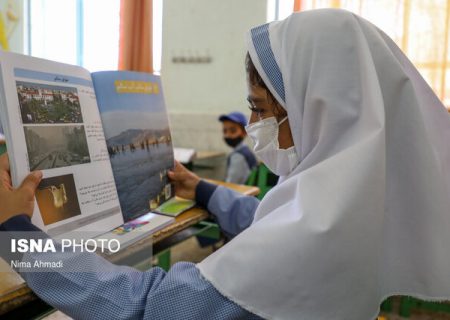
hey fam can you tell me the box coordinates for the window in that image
[27,0,163,73]
[267,0,450,109]
[27,0,120,72]
[267,0,294,21]
[153,0,163,73]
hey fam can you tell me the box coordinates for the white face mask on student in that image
[245,116,300,176]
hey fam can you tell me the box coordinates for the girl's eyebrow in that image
[247,96,265,103]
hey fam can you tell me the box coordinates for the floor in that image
[42,237,450,320]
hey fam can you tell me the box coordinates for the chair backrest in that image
[256,164,273,199]
[245,167,258,186]
[246,163,278,200]
[0,143,6,156]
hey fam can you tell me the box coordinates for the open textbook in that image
[0,51,194,244]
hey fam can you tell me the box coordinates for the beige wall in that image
[161,0,267,152]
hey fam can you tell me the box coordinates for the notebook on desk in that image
[152,197,196,217]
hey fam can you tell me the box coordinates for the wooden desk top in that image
[207,179,260,197]
[195,150,225,160]
[0,180,259,315]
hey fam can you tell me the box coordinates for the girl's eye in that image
[248,105,264,117]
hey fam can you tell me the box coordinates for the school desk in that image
[0,180,259,318]
[176,149,226,174]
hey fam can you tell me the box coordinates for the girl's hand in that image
[0,153,42,224]
[167,161,200,200]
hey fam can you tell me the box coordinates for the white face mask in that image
[245,116,300,176]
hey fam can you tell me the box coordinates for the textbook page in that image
[0,51,123,236]
[174,147,196,164]
[92,71,175,222]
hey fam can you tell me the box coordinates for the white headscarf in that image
[197,9,450,320]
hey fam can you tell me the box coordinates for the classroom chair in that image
[380,297,393,313]
[246,163,278,200]
[245,166,258,186]
[0,143,6,155]
[398,296,450,317]
[154,221,222,271]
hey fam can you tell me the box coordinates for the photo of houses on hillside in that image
[16,81,83,124]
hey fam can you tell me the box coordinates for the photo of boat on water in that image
[93,71,175,221]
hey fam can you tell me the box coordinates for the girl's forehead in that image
[248,84,268,98]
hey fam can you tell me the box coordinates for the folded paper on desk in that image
[0,51,177,244]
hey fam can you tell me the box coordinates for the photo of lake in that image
[93,71,175,222]
[107,129,174,221]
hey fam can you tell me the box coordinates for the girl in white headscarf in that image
[194,8,450,320]
[1,8,450,320]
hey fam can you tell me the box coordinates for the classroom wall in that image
[161,0,267,152]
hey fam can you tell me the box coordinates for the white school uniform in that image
[198,9,450,320]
